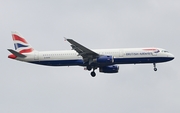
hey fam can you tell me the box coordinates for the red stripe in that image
[19,48,33,53]
[143,48,157,51]
[12,34,27,44]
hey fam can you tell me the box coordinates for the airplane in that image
[8,31,174,77]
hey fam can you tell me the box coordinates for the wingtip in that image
[64,37,67,41]
[64,37,73,42]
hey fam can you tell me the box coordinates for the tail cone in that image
[8,54,16,59]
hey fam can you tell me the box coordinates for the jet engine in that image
[99,65,119,73]
[93,55,114,64]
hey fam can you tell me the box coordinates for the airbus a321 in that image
[8,32,174,77]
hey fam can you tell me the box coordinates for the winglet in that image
[8,49,26,58]
[64,37,67,41]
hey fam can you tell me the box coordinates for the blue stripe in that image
[29,57,174,66]
[30,59,84,66]
[114,57,173,64]
[14,44,17,50]
[15,43,28,48]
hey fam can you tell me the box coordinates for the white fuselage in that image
[9,32,175,76]
[16,48,174,66]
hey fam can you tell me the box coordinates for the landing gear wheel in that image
[153,63,157,71]
[154,68,157,71]
[91,71,96,77]
[87,66,92,71]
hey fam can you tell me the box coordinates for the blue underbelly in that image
[29,57,173,66]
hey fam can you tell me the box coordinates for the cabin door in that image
[119,50,124,57]
[34,51,39,60]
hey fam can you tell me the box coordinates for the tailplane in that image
[8,49,26,58]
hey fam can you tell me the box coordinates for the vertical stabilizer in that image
[12,31,34,53]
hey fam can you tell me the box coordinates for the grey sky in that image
[1,0,180,113]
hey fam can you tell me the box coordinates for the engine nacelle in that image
[99,65,119,73]
[93,55,114,64]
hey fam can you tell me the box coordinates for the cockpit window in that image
[161,50,169,53]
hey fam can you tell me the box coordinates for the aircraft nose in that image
[168,53,175,60]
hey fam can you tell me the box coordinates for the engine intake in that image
[99,65,119,73]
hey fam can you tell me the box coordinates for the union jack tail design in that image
[12,31,34,53]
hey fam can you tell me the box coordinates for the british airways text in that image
[126,52,153,56]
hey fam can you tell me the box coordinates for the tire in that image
[91,71,96,77]
[154,68,157,71]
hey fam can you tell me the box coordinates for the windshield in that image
[161,50,169,53]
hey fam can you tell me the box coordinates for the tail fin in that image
[12,31,34,53]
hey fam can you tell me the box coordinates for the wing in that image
[66,38,99,63]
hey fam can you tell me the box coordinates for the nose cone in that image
[168,53,175,61]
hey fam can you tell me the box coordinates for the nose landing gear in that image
[153,63,157,71]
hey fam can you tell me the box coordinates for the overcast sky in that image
[1,0,180,113]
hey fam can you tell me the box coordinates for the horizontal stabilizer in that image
[8,49,26,58]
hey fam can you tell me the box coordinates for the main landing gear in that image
[91,71,96,77]
[86,66,92,71]
[86,66,96,77]
[153,63,157,71]
[91,67,97,77]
